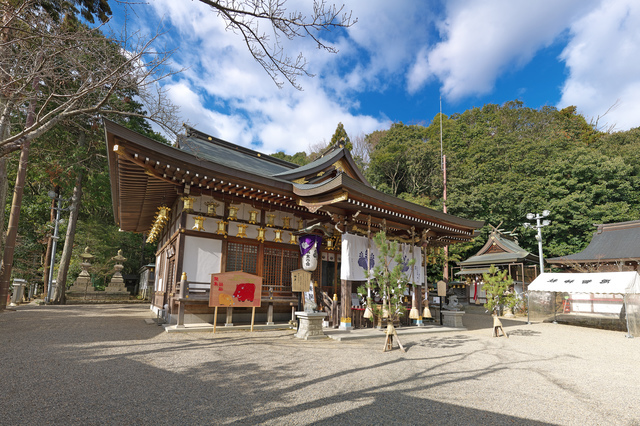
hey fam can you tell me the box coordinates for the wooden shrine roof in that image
[547,220,640,264]
[459,228,538,267]
[104,119,484,243]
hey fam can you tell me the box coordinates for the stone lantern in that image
[67,247,96,294]
[106,249,128,296]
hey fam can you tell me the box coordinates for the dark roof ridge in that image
[180,125,298,170]
[594,219,640,233]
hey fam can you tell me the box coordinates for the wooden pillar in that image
[340,279,352,329]
[177,301,185,327]
[176,273,188,327]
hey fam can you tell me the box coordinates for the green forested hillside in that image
[364,101,640,265]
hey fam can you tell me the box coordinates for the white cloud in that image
[126,0,388,155]
[558,0,640,130]
[408,0,595,100]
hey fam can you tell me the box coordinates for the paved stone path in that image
[1,304,639,425]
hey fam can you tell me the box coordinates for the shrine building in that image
[547,220,640,272]
[104,119,484,326]
[454,226,539,305]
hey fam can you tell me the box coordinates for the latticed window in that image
[263,246,299,292]
[166,259,175,295]
[226,242,258,274]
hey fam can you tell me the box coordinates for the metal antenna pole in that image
[45,198,62,303]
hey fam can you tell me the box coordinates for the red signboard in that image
[209,271,262,308]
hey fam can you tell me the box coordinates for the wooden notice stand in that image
[209,271,262,334]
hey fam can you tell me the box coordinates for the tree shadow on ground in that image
[3,303,623,425]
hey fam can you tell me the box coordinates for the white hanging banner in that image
[340,234,423,284]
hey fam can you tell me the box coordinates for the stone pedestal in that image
[10,279,26,306]
[105,274,128,294]
[442,310,465,328]
[295,312,327,340]
[67,272,95,294]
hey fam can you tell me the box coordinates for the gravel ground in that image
[1,303,639,425]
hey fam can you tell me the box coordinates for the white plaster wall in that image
[183,236,222,283]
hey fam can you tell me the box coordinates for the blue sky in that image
[107,0,640,155]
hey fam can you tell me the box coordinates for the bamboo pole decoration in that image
[409,227,419,319]
[423,245,432,319]
[364,215,373,319]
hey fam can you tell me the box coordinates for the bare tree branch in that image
[197,0,355,90]
[0,0,183,158]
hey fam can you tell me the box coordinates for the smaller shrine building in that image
[454,227,539,305]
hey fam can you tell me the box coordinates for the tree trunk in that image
[0,139,31,310]
[52,134,85,304]
[0,68,38,310]
[0,157,7,253]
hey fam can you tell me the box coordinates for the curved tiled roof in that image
[547,220,640,263]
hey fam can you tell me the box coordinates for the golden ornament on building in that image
[216,221,228,236]
[192,216,206,231]
[227,205,239,221]
[181,196,195,213]
[248,210,259,224]
[236,223,248,238]
[146,205,171,243]
[273,229,283,243]
[289,233,297,245]
[205,201,219,217]
[257,227,266,243]
[266,213,276,227]
[282,216,291,229]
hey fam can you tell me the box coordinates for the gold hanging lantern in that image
[182,196,195,213]
[158,205,170,222]
[192,216,206,231]
[146,206,171,243]
[248,210,259,224]
[236,224,248,238]
[205,201,219,217]
[227,205,239,221]
[266,213,276,227]
[289,233,297,245]
[297,219,304,230]
[257,227,266,243]
[216,221,227,236]
[273,229,283,243]
[282,216,291,229]
[326,238,334,249]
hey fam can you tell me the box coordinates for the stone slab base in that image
[442,311,465,328]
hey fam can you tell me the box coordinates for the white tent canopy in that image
[528,272,640,294]
[528,272,640,337]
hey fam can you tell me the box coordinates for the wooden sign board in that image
[437,280,447,297]
[291,269,312,292]
[209,271,262,308]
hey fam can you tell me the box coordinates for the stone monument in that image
[105,249,129,298]
[67,247,97,299]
